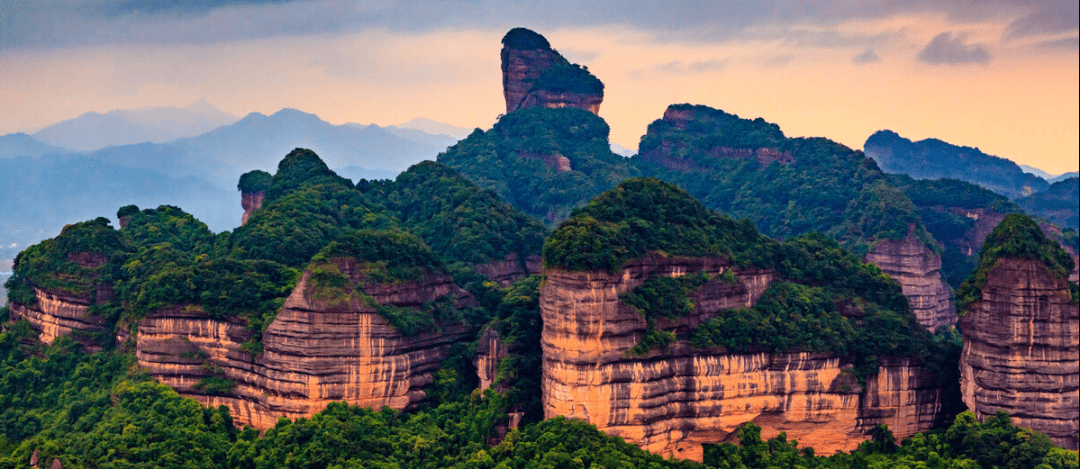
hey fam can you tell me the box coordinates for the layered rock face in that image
[864,229,955,330]
[541,256,944,461]
[136,261,474,429]
[959,257,1079,450]
[240,190,265,225]
[8,252,112,351]
[474,253,542,287]
[9,287,108,350]
[501,33,602,115]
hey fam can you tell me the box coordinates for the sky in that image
[2,0,1078,174]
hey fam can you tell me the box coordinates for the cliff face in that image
[7,252,112,352]
[135,260,474,429]
[959,257,1079,450]
[501,35,602,115]
[864,229,955,330]
[474,254,542,287]
[541,256,943,461]
[9,287,108,350]
[240,190,265,225]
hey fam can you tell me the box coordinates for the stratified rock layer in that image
[136,261,473,429]
[864,229,955,330]
[541,256,944,461]
[9,287,107,350]
[501,38,602,115]
[959,257,1079,450]
[474,253,542,287]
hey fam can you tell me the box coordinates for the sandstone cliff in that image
[240,190,264,225]
[501,28,603,115]
[541,256,944,461]
[864,229,955,331]
[7,251,113,352]
[959,257,1079,450]
[135,259,474,429]
[9,286,108,351]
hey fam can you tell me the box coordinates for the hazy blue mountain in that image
[1049,172,1079,184]
[0,154,234,261]
[610,142,636,157]
[1016,176,1080,231]
[0,133,72,158]
[1020,164,1056,181]
[131,108,460,188]
[397,117,475,140]
[0,109,465,269]
[864,130,1048,199]
[31,100,238,151]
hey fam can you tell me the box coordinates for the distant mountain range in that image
[31,100,240,152]
[1019,165,1079,184]
[864,130,1051,198]
[0,106,469,264]
[864,130,1078,231]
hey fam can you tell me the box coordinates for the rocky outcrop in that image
[7,251,113,351]
[522,152,572,172]
[501,29,603,115]
[541,256,945,461]
[240,190,265,225]
[640,107,793,170]
[9,287,108,349]
[474,253,542,287]
[959,257,1079,450]
[135,260,475,429]
[864,228,955,330]
[475,327,508,393]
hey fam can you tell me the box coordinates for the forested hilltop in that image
[2,26,1078,469]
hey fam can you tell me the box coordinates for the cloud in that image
[1036,36,1079,49]
[763,54,794,67]
[0,0,1010,51]
[1006,0,1079,39]
[852,48,880,63]
[917,32,991,65]
[2,0,1075,55]
[626,58,728,78]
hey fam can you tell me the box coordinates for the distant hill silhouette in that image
[31,100,239,151]
[0,110,465,266]
[864,130,1048,199]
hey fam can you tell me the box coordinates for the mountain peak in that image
[501,28,604,115]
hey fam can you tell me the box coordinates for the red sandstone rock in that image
[540,255,944,461]
[959,257,1079,450]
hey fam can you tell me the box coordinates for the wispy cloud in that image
[626,58,728,79]
[1006,0,1079,39]
[917,32,991,65]
[3,0,1073,51]
[852,48,880,63]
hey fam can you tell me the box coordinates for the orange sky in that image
[2,4,1077,173]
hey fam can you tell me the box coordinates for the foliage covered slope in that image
[438,107,634,224]
[633,105,937,256]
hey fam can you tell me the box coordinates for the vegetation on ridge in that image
[956,213,1078,312]
[439,107,632,224]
